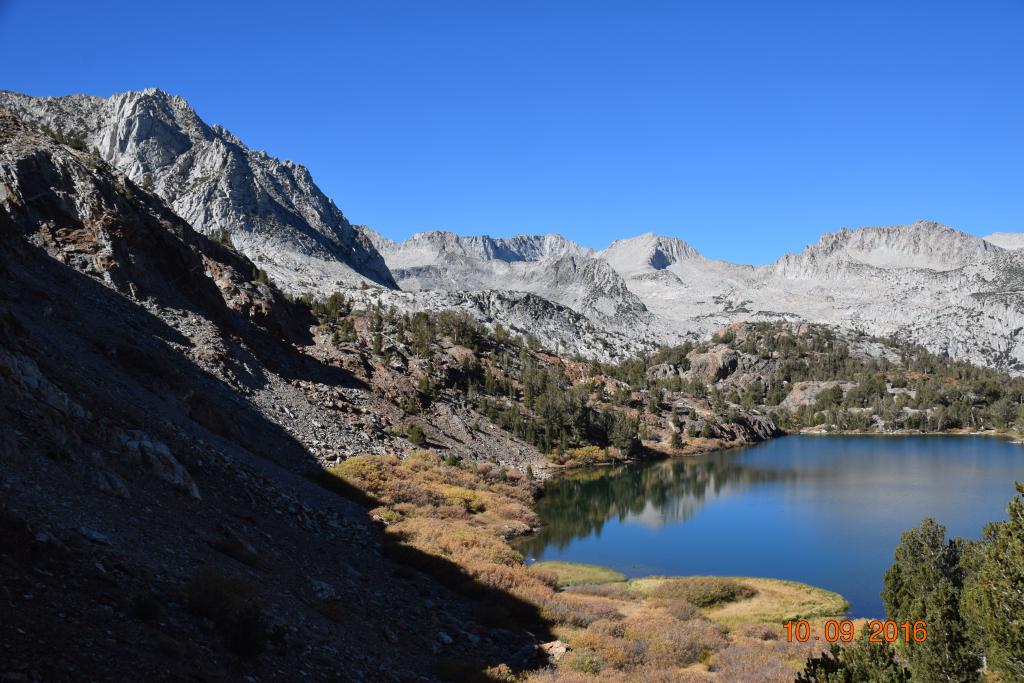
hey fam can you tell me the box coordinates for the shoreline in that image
[517,428,1021,624]
[796,427,1021,441]
[541,427,1023,477]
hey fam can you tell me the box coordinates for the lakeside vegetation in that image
[299,298,1024,679]
[316,449,852,680]
[320,446,1024,680]
[530,561,625,588]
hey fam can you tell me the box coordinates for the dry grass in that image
[700,577,849,627]
[321,453,848,681]
[530,560,626,587]
[710,642,807,682]
[563,582,637,601]
[658,597,701,621]
[322,451,556,616]
[638,576,757,607]
[548,445,626,467]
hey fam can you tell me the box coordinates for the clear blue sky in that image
[2,1,1022,263]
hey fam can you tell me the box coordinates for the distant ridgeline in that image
[3,88,1024,372]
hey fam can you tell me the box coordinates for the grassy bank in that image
[531,561,626,588]
[628,576,848,627]
[318,450,848,681]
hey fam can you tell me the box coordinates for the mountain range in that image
[3,86,1024,680]
[3,88,1022,372]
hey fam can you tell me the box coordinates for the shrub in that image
[621,614,726,668]
[540,594,622,627]
[648,577,756,608]
[797,637,910,682]
[407,423,427,445]
[719,643,805,682]
[658,597,699,621]
[438,485,487,513]
[740,623,781,640]
[566,652,603,675]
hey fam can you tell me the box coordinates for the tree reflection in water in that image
[517,451,796,557]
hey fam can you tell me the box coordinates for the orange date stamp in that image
[784,619,927,643]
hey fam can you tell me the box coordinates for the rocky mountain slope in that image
[985,231,1024,250]
[4,88,1021,374]
[0,109,558,681]
[373,231,653,335]
[380,222,1024,373]
[0,88,395,292]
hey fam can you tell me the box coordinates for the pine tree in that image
[798,633,909,682]
[609,413,641,456]
[961,483,1024,680]
[406,423,426,446]
[881,518,980,682]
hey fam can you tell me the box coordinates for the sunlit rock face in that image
[0,88,396,293]
[4,89,1022,371]
[984,232,1024,251]
[376,222,1024,373]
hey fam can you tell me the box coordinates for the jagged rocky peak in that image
[383,230,592,264]
[0,88,396,293]
[600,232,702,274]
[984,232,1024,251]
[782,220,1002,272]
[0,108,313,344]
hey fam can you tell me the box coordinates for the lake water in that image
[518,435,1024,616]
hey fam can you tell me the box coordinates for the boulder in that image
[687,346,739,382]
[646,362,682,382]
[539,640,571,663]
[119,431,201,499]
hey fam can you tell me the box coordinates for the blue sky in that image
[1,1,1022,263]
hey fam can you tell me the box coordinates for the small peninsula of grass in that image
[628,575,847,624]
[530,560,626,587]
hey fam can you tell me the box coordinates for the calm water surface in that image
[518,435,1024,616]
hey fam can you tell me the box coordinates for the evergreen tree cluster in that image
[801,484,1024,681]
[600,321,1024,435]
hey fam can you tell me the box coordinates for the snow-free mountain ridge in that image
[0,88,395,291]
[984,232,1024,251]
[3,88,1022,372]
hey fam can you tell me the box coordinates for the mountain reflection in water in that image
[518,435,1024,616]
[517,453,797,556]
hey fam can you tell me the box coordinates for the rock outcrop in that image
[0,88,396,293]
[984,232,1024,251]
[4,89,1022,374]
[0,104,543,682]
[376,222,1024,374]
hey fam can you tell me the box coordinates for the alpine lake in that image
[517,435,1024,616]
